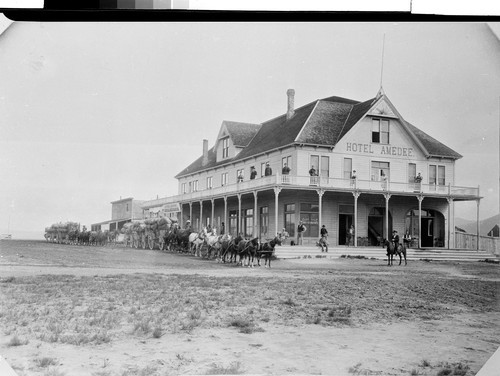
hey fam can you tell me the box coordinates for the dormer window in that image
[372,118,390,144]
[222,137,229,158]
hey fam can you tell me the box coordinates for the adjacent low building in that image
[141,88,481,249]
[91,197,144,232]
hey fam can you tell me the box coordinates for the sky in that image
[0,21,499,239]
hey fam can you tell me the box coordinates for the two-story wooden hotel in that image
[142,88,480,249]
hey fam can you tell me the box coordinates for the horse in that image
[383,239,407,266]
[215,234,232,263]
[257,235,282,268]
[189,229,206,256]
[221,234,243,264]
[172,225,191,252]
[202,227,221,259]
[236,237,260,267]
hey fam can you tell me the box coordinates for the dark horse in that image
[236,237,260,267]
[257,236,282,268]
[383,239,407,266]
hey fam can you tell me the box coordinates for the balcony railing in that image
[142,174,479,207]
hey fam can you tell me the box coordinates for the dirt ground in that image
[0,239,499,376]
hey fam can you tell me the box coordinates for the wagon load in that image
[44,221,79,243]
[143,217,175,251]
[121,222,134,234]
[157,217,173,230]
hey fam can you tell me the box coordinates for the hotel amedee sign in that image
[346,142,414,157]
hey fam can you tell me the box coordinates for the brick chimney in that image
[202,139,209,166]
[286,89,295,120]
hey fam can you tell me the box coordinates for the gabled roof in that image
[223,121,261,147]
[404,121,462,159]
[176,91,462,178]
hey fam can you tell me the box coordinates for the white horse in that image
[189,229,206,256]
[202,227,221,259]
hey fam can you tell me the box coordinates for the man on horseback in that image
[391,230,400,252]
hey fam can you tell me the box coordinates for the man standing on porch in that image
[297,221,306,245]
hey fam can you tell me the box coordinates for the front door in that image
[421,218,434,247]
[339,214,353,246]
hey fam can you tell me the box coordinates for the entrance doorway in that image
[339,214,353,246]
[421,218,434,247]
[405,209,445,248]
[368,207,393,246]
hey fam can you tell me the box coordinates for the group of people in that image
[239,162,276,183]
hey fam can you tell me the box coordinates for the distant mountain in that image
[457,214,500,236]
[455,217,476,230]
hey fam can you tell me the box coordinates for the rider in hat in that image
[391,230,400,250]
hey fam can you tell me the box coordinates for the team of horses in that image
[163,224,285,268]
[45,227,112,246]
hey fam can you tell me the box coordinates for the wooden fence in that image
[454,232,500,255]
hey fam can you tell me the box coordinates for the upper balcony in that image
[142,174,480,209]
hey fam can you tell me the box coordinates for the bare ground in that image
[0,239,499,376]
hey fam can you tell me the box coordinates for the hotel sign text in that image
[346,142,414,157]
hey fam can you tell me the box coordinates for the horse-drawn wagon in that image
[144,217,174,250]
[121,221,146,248]
[44,222,79,244]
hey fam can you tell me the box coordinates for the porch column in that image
[189,202,193,228]
[418,195,424,249]
[199,200,203,231]
[179,203,183,227]
[237,193,242,236]
[447,197,453,249]
[223,196,228,234]
[211,198,215,230]
[476,198,481,251]
[274,187,282,237]
[384,193,391,240]
[353,191,360,247]
[253,191,258,238]
[316,189,324,238]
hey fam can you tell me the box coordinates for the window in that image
[321,156,330,178]
[126,203,129,212]
[299,203,319,238]
[438,166,445,186]
[260,206,269,238]
[206,176,213,189]
[429,165,445,186]
[344,158,352,179]
[284,203,296,237]
[236,169,244,182]
[229,210,238,235]
[243,208,254,237]
[222,137,229,158]
[221,172,228,186]
[188,181,192,192]
[282,156,292,170]
[261,162,266,177]
[408,163,416,183]
[192,180,198,192]
[310,155,319,174]
[181,182,187,194]
[372,118,390,144]
[371,161,390,182]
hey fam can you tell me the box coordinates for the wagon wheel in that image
[148,236,154,250]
